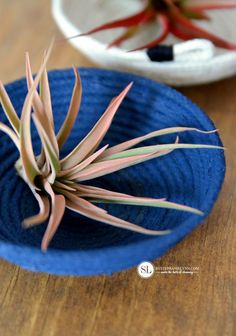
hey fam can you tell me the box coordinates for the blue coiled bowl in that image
[0,68,225,276]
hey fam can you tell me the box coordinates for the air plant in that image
[71,0,236,51]
[0,44,222,251]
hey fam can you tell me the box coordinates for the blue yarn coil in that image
[0,68,225,276]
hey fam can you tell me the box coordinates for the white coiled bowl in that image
[52,0,236,86]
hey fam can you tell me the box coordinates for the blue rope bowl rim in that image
[0,68,225,276]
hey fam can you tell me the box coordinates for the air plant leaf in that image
[130,14,170,52]
[32,113,60,184]
[186,2,236,12]
[101,143,223,161]
[54,180,77,192]
[98,127,217,160]
[20,41,54,187]
[25,52,59,158]
[77,8,154,37]
[170,24,195,41]
[75,184,140,198]
[0,122,20,150]
[69,141,222,182]
[57,67,82,149]
[64,138,176,181]
[25,52,47,168]
[40,53,54,129]
[90,196,203,216]
[58,144,109,178]
[66,195,171,236]
[41,181,66,251]
[57,189,108,215]
[75,185,203,215]
[61,82,133,170]
[0,81,20,135]
[68,149,173,182]
[70,0,236,51]
[0,46,224,250]
[107,26,140,49]
[23,191,50,228]
[167,1,236,51]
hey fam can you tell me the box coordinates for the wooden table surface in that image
[0,1,235,335]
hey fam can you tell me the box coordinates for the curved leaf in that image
[0,81,20,136]
[41,181,66,251]
[23,191,50,228]
[0,122,20,150]
[57,67,82,149]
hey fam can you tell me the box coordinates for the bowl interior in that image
[60,0,236,52]
[0,68,225,254]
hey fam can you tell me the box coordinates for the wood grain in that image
[0,1,235,335]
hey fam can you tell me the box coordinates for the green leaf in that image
[98,127,217,160]
[102,143,223,161]
[91,197,203,215]
[76,185,203,215]
[69,149,165,181]
[68,138,179,181]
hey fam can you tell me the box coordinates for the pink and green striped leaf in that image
[57,67,82,149]
[98,127,217,160]
[66,194,171,236]
[41,181,66,251]
[20,42,54,187]
[0,81,20,136]
[61,82,133,169]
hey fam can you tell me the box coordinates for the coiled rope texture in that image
[0,68,225,275]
